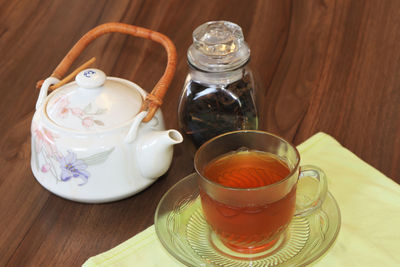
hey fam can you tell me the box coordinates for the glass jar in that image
[178,21,258,148]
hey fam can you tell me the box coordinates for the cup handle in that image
[294,165,328,217]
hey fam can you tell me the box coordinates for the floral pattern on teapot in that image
[32,122,114,186]
[50,95,108,128]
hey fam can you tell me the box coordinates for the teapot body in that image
[31,77,172,203]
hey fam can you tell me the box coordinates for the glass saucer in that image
[155,173,341,266]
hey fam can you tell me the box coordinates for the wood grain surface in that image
[0,0,399,266]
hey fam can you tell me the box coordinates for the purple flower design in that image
[59,151,90,185]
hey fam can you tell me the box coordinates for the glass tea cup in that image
[194,130,327,254]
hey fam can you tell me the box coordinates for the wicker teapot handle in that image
[38,22,177,122]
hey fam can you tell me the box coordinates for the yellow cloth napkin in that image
[83,133,400,267]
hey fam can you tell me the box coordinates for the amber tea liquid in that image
[200,150,296,252]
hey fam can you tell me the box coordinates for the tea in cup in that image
[194,130,327,254]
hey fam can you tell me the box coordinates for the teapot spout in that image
[136,130,183,179]
[165,130,184,145]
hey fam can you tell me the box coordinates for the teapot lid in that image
[45,68,143,131]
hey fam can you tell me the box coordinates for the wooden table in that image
[1,0,399,265]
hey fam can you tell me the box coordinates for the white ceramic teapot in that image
[31,23,183,203]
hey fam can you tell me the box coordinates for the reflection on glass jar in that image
[178,21,259,149]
